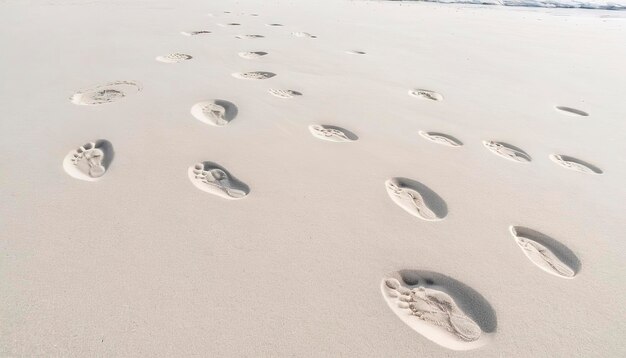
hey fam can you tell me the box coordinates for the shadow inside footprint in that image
[510,226,581,275]
[550,154,603,175]
[97,139,115,170]
[320,125,358,141]
[190,161,250,199]
[555,106,589,117]
[395,270,498,334]
[394,177,448,219]
[191,99,238,127]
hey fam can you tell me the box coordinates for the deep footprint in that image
[188,162,249,199]
[269,89,302,99]
[309,125,357,142]
[381,270,495,350]
[70,81,141,105]
[232,71,276,80]
[510,226,580,279]
[191,100,238,127]
[482,141,531,163]
[409,89,443,101]
[155,53,193,63]
[238,51,268,59]
[419,131,463,147]
[555,106,588,117]
[549,154,603,175]
[63,140,114,181]
[385,178,446,221]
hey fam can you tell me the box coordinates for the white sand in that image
[1,0,626,356]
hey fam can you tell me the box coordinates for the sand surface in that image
[1,0,626,356]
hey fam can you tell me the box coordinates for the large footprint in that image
[191,100,238,127]
[63,140,114,181]
[70,81,141,105]
[385,178,446,221]
[188,162,249,199]
[549,154,603,175]
[482,141,531,163]
[381,270,495,350]
[510,226,579,279]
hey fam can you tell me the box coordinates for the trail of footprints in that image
[65,10,599,352]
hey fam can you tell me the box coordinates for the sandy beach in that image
[1,0,625,356]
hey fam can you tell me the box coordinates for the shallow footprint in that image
[181,30,211,36]
[482,141,531,163]
[235,34,265,39]
[188,162,249,199]
[510,226,579,279]
[265,23,284,26]
[63,140,114,181]
[191,100,237,127]
[549,154,602,175]
[385,178,446,221]
[346,50,366,55]
[232,71,275,80]
[309,124,357,142]
[70,81,141,105]
[409,89,443,101]
[217,22,241,27]
[238,51,268,59]
[381,270,495,350]
[269,89,302,99]
[419,131,462,147]
[155,53,193,63]
[555,106,588,117]
[292,31,317,38]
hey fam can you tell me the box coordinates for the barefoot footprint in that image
[292,31,317,38]
[63,140,113,181]
[549,154,603,175]
[191,100,237,127]
[155,53,193,63]
[70,81,141,105]
[409,89,443,101]
[555,106,588,117]
[238,51,268,59]
[232,71,276,80]
[181,31,211,36]
[482,141,531,163]
[510,226,578,279]
[235,34,265,39]
[308,125,356,142]
[419,131,462,147]
[269,89,302,99]
[385,178,444,221]
[188,162,249,199]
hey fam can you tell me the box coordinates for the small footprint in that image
[419,131,462,147]
[265,23,284,26]
[482,141,531,163]
[346,50,366,55]
[309,125,357,142]
[510,226,579,279]
[385,178,446,221]
[381,270,495,350]
[70,81,141,105]
[188,162,249,200]
[238,51,268,59]
[549,154,602,175]
[191,100,237,127]
[292,31,317,38]
[268,89,302,99]
[155,53,193,63]
[235,34,265,39]
[218,22,241,26]
[555,106,588,117]
[409,89,443,101]
[181,30,211,36]
[232,71,276,80]
[63,140,114,181]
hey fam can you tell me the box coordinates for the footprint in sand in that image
[236,34,265,39]
[309,125,357,142]
[482,141,531,163]
[232,71,276,80]
[238,51,268,59]
[155,53,193,63]
[409,89,444,101]
[381,270,496,350]
[63,140,114,181]
[266,23,284,27]
[346,50,366,55]
[418,131,463,147]
[191,100,237,127]
[269,89,302,99]
[70,81,141,105]
[549,154,603,175]
[217,23,241,27]
[181,30,211,36]
[188,162,249,200]
[292,31,317,38]
[510,226,580,279]
[555,106,588,117]
[385,178,447,221]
